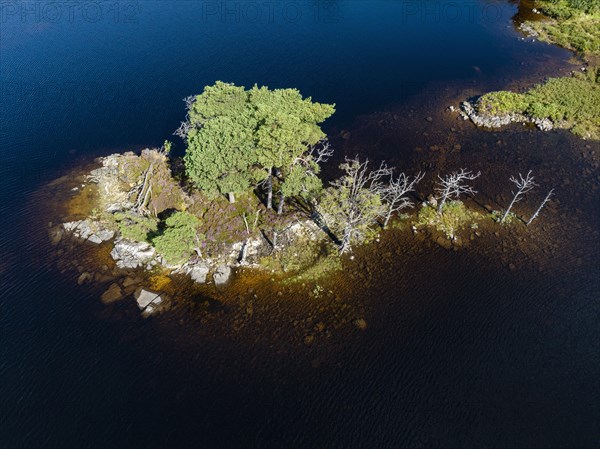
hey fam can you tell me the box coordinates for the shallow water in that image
[1,1,599,448]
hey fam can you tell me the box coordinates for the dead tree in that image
[435,169,481,214]
[240,210,261,264]
[501,170,537,223]
[527,189,554,226]
[327,156,392,254]
[380,171,424,228]
[130,164,154,215]
[173,95,196,139]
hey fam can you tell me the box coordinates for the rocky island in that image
[461,0,600,140]
[49,83,559,317]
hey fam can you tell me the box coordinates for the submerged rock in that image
[213,266,232,286]
[353,318,368,330]
[77,272,93,285]
[110,238,156,269]
[101,283,124,304]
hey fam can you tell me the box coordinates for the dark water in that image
[1,1,599,448]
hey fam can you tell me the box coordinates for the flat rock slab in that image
[134,288,163,309]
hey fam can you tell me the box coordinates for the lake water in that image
[1,1,599,448]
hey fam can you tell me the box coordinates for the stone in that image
[134,288,166,317]
[49,226,64,245]
[134,288,162,309]
[188,265,210,284]
[435,236,452,250]
[77,272,93,285]
[110,238,156,269]
[304,335,315,345]
[353,318,368,330]
[122,276,142,288]
[101,283,123,304]
[213,266,232,286]
[426,116,433,122]
[427,194,438,207]
[62,220,114,244]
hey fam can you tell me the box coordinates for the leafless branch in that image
[381,171,425,228]
[527,189,554,226]
[501,170,537,223]
[435,168,481,214]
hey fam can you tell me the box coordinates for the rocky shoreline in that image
[459,100,556,132]
[51,151,321,316]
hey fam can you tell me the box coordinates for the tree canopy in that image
[182,82,335,203]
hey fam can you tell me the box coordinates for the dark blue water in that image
[1,1,599,448]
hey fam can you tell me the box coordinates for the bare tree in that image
[239,210,261,264]
[527,189,554,226]
[501,170,537,223]
[173,95,197,139]
[321,156,392,254]
[435,169,481,214]
[130,164,154,215]
[308,139,334,164]
[380,171,425,228]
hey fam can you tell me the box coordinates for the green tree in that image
[182,82,335,207]
[250,86,335,211]
[184,82,259,203]
[152,212,204,265]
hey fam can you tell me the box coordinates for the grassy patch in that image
[476,68,600,139]
[491,210,518,224]
[474,0,600,140]
[415,201,481,239]
[527,0,600,54]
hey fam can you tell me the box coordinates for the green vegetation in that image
[114,212,158,242]
[527,0,600,54]
[476,68,600,139]
[473,0,600,139]
[152,212,204,265]
[492,210,518,224]
[415,201,480,240]
[183,82,335,206]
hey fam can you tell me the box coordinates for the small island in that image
[51,82,557,316]
[461,0,600,140]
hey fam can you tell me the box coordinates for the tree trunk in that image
[228,192,235,203]
[266,167,273,209]
[527,189,554,226]
[501,195,518,223]
[272,231,278,252]
[339,224,352,254]
[383,210,393,229]
[437,192,448,215]
[277,192,284,215]
[239,240,248,264]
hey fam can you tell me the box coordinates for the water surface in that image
[1,1,598,448]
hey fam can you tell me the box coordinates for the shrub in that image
[114,212,158,242]
[152,212,203,265]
